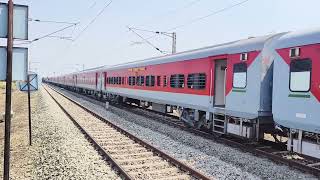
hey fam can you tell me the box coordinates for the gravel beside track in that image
[54,86,318,180]
[29,88,121,179]
[46,85,207,179]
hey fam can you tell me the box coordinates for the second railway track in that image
[43,85,211,180]
[47,83,320,178]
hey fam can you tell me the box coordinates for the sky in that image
[1,0,320,77]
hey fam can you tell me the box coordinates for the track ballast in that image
[46,83,320,177]
[43,85,211,180]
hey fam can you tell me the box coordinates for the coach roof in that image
[275,28,320,49]
[102,33,276,71]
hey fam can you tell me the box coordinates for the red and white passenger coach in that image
[46,28,320,159]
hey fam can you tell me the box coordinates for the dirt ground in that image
[0,86,36,179]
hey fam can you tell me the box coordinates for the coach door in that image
[101,72,105,91]
[73,75,77,86]
[213,59,227,107]
[96,73,99,90]
[96,72,103,91]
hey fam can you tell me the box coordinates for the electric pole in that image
[128,27,177,54]
[172,32,176,54]
[4,0,13,180]
[154,31,177,54]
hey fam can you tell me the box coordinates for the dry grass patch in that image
[0,82,5,89]
[0,82,19,90]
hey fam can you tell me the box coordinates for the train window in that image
[136,76,139,85]
[170,74,185,88]
[151,76,155,86]
[187,73,206,89]
[118,77,121,84]
[290,59,312,92]
[133,77,136,86]
[233,63,247,89]
[163,76,167,87]
[157,76,161,86]
[136,76,144,86]
[146,75,155,87]
[146,76,150,86]
[141,76,145,85]
[122,77,125,85]
[130,76,136,86]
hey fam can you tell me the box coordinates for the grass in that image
[0,82,18,90]
[0,82,5,89]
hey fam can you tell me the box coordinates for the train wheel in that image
[180,109,194,128]
[196,115,213,132]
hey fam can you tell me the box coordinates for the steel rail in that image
[43,86,133,180]
[44,85,212,180]
[121,102,320,177]
[46,83,320,177]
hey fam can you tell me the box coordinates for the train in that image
[44,28,320,159]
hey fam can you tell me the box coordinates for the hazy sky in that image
[1,0,320,77]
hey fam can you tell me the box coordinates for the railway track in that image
[46,83,320,177]
[43,85,211,180]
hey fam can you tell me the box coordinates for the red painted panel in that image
[105,57,213,95]
[276,44,320,102]
[77,71,97,87]
[68,51,260,98]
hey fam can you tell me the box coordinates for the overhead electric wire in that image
[182,0,202,9]
[144,0,250,40]
[128,27,175,37]
[32,24,77,42]
[50,1,113,65]
[89,1,97,9]
[127,27,159,34]
[127,26,166,54]
[29,18,79,25]
[14,24,77,45]
[168,0,250,31]
[135,0,202,28]
[47,35,73,41]
[73,0,113,42]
